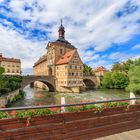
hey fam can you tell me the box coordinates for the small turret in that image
[58,19,65,39]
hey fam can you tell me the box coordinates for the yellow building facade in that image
[33,21,83,92]
[0,53,21,75]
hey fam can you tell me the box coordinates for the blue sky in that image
[0,0,140,74]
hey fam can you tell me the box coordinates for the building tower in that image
[33,20,83,93]
[58,19,65,39]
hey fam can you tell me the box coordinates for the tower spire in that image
[61,18,62,25]
[58,19,65,39]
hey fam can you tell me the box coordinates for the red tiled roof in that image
[2,57,20,63]
[95,66,106,72]
[56,50,76,65]
[0,53,20,63]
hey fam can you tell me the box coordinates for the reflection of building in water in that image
[33,91,47,99]
[0,53,21,75]
[33,88,57,105]
[33,20,83,93]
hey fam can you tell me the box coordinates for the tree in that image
[126,65,140,94]
[112,62,122,72]
[83,64,94,76]
[111,59,134,74]
[134,58,140,65]
[111,71,129,89]
[101,72,113,88]
[0,67,4,88]
[102,57,140,91]
[101,71,128,89]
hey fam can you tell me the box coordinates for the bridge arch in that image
[31,80,55,92]
[83,79,96,89]
[21,76,55,92]
[23,80,55,92]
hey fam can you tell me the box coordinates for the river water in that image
[11,86,140,107]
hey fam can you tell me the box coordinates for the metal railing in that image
[0,97,140,112]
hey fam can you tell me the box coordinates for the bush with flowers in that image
[0,101,130,119]
[0,101,132,127]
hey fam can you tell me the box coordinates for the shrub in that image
[6,90,25,107]
[101,71,129,89]
[127,66,140,94]
[0,88,11,95]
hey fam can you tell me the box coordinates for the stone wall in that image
[0,89,19,107]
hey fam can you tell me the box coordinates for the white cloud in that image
[108,52,134,62]
[0,24,46,74]
[132,44,140,50]
[132,54,140,60]
[88,60,107,69]
[0,0,4,3]
[0,0,140,73]
[79,50,100,63]
[6,0,140,50]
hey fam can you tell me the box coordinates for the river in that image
[10,85,140,107]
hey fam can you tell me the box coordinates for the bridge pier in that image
[56,86,81,93]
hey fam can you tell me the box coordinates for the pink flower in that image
[26,123,30,127]
[11,110,16,116]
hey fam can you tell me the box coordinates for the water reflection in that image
[11,86,140,107]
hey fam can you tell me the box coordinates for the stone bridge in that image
[83,75,100,89]
[22,75,55,92]
[21,75,100,92]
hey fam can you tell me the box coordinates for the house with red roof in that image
[33,21,83,92]
[95,66,107,76]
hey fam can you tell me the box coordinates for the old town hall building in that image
[33,21,83,92]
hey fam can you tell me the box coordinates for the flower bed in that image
[0,101,129,120]
[0,101,134,128]
[0,102,140,140]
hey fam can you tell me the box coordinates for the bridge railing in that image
[0,97,140,111]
